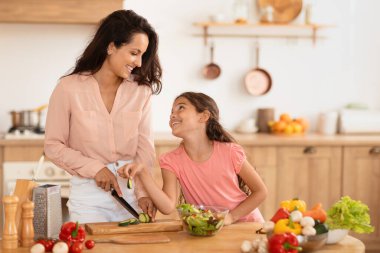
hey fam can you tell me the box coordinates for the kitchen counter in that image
[1,132,380,146]
[0,222,365,253]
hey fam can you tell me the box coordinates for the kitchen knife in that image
[111,189,139,219]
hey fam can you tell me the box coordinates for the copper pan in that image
[202,44,221,80]
[244,43,272,96]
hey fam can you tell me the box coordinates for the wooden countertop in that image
[0,222,365,253]
[1,132,380,147]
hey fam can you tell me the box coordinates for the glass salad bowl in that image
[177,204,229,236]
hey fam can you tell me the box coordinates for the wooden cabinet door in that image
[277,146,342,211]
[343,146,380,250]
[244,146,277,220]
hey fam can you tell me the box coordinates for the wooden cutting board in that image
[92,233,170,244]
[85,219,183,235]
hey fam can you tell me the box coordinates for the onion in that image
[30,243,45,253]
[52,242,69,253]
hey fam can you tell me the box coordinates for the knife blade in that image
[111,189,139,219]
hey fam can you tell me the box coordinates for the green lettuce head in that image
[326,196,374,234]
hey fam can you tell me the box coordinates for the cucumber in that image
[118,218,140,227]
[215,219,224,230]
[139,213,151,223]
[127,178,133,189]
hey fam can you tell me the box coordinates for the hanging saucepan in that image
[244,43,272,96]
[202,43,221,80]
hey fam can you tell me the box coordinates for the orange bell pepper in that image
[303,203,327,223]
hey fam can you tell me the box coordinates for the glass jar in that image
[233,0,249,23]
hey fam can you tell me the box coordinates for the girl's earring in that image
[107,50,112,55]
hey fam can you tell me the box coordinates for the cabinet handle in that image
[369,147,380,155]
[303,146,317,154]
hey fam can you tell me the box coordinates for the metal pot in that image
[10,110,39,128]
[10,111,21,128]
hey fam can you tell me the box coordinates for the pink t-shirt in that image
[159,141,264,222]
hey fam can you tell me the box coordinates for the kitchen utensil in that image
[85,219,183,235]
[111,189,139,219]
[32,184,62,239]
[9,111,21,129]
[31,153,62,239]
[202,43,221,80]
[257,108,275,132]
[92,233,170,244]
[244,43,272,96]
[258,0,303,23]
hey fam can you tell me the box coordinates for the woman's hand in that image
[94,167,122,196]
[117,163,146,179]
[138,197,157,221]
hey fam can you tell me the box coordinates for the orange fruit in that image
[292,122,303,133]
[272,121,287,133]
[284,124,294,134]
[280,113,292,123]
[294,118,309,132]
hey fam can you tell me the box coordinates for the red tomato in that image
[36,238,55,252]
[85,240,95,249]
[69,241,83,253]
[45,239,55,252]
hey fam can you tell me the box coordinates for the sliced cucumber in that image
[215,219,224,230]
[118,218,140,226]
[127,178,133,189]
[139,213,151,223]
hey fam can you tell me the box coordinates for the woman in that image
[44,10,162,223]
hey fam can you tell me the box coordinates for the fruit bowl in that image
[297,233,328,251]
[177,204,229,236]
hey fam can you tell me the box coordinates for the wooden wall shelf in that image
[193,22,332,45]
[0,0,123,24]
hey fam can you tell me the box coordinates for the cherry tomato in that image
[36,239,55,252]
[45,239,55,252]
[85,239,95,249]
[69,241,83,253]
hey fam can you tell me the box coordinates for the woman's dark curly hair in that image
[67,10,162,94]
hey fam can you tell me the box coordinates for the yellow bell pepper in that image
[274,218,302,235]
[280,198,307,212]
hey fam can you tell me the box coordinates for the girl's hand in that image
[223,213,233,226]
[117,163,146,179]
[138,197,157,222]
[94,167,122,196]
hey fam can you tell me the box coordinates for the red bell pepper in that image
[270,208,290,223]
[59,221,86,245]
[268,232,302,253]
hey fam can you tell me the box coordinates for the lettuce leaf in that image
[326,196,374,234]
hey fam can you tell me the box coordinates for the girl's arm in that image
[226,159,268,224]
[118,164,179,214]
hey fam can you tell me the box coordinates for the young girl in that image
[118,92,267,224]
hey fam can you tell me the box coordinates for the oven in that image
[3,161,71,222]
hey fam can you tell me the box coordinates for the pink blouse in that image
[44,73,155,198]
[159,141,264,222]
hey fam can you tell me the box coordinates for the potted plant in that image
[326,196,374,244]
